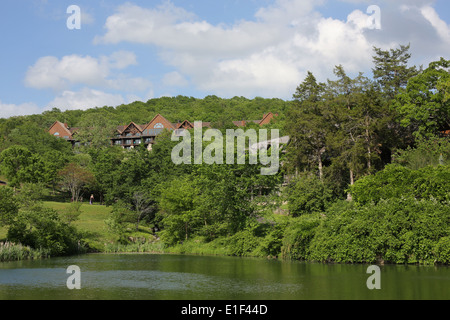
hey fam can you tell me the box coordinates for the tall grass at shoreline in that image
[0,242,50,262]
[103,241,166,254]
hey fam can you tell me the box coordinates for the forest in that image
[0,44,449,264]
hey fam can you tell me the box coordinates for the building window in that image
[154,123,164,129]
[54,132,60,136]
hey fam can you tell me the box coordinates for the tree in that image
[158,175,200,244]
[41,150,71,192]
[90,147,124,204]
[286,71,329,179]
[131,191,155,231]
[394,58,450,138]
[5,121,73,155]
[7,204,83,256]
[0,146,33,188]
[74,113,118,150]
[58,163,95,202]
[287,173,334,216]
[0,186,18,226]
[372,44,419,101]
[326,66,372,192]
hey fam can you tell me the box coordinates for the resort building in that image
[48,113,278,150]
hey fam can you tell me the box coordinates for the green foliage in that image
[7,204,85,256]
[280,214,322,260]
[15,182,49,209]
[105,200,136,244]
[372,44,419,100]
[60,201,83,225]
[0,47,449,264]
[0,241,50,262]
[227,228,261,257]
[350,164,450,205]
[308,198,450,264]
[394,58,450,138]
[0,146,45,187]
[0,186,18,226]
[286,174,334,216]
[393,135,450,169]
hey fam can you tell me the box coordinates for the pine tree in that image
[372,44,419,101]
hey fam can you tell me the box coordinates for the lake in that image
[0,253,449,300]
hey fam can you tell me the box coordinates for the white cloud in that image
[95,0,393,98]
[162,71,189,87]
[0,100,41,119]
[25,51,141,91]
[46,88,126,111]
[81,11,95,25]
[24,0,450,106]
[421,5,450,43]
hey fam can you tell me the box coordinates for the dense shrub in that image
[286,174,334,216]
[0,186,18,226]
[350,164,450,204]
[280,214,321,260]
[227,229,260,257]
[308,197,450,264]
[393,136,450,169]
[7,205,85,256]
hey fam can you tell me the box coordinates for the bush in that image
[280,214,321,260]
[7,205,85,256]
[393,136,450,169]
[254,224,285,257]
[308,197,450,264]
[350,164,450,204]
[287,174,334,216]
[227,228,260,257]
[0,186,18,226]
[434,237,450,264]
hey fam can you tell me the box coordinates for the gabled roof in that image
[48,121,74,139]
[119,122,144,135]
[259,112,273,125]
[142,114,175,131]
[176,120,194,129]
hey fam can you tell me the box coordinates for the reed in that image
[0,242,50,262]
[103,241,166,254]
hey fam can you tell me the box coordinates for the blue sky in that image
[1,0,450,118]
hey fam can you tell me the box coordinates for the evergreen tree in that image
[372,44,419,101]
[286,71,329,179]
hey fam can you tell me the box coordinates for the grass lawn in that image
[1,200,157,253]
[0,201,115,251]
[43,201,115,251]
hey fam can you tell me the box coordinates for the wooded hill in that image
[0,44,449,264]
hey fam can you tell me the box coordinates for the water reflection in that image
[0,254,449,300]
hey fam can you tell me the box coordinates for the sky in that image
[1,0,450,119]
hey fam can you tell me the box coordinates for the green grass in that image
[42,201,115,251]
[0,200,160,254]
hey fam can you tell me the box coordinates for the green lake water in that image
[0,254,448,300]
